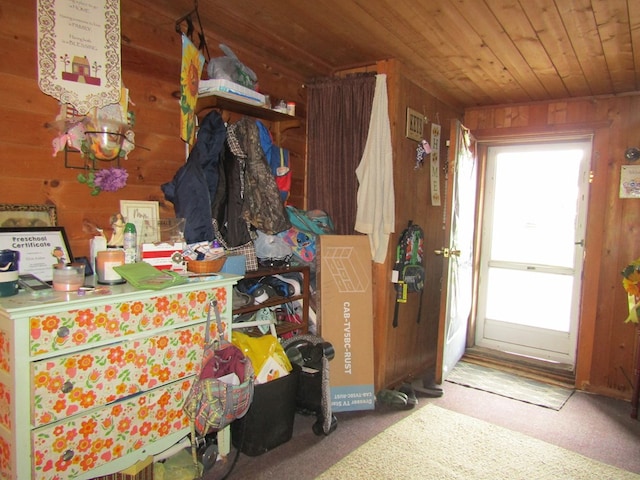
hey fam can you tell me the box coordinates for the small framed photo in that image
[0,204,57,228]
[0,227,73,282]
[120,200,160,243]
[406,108,425,142]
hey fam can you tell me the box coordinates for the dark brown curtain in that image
[307,74,376,234]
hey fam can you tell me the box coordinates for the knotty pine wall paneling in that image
[374,60,463,391]
[0,1,311,258]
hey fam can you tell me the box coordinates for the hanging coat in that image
[228,117,290,235]
[211,139,253,248]
[162,110,227,244]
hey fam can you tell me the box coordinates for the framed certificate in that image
[0,227,74,282]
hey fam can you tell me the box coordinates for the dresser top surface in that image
[0,272,241,314]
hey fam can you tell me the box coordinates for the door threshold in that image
[462,346,575,389]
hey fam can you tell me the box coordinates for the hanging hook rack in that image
[174,0,210,61]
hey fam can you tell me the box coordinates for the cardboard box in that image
[318,235,375,412]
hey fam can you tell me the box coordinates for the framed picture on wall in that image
[0,227,73,282]
[406,108,425,142]
[0,204,57,228]
[120,200,160,243]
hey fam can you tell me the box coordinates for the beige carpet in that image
[315,404,640,480]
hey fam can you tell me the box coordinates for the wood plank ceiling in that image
[147,0,640,109]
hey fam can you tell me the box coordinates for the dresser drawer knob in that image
[61,449,74,462]
[61,381,74,393]
[57,326,70,338]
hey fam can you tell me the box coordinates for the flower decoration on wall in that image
[180,34,205,146]
[77,167,129,196]
[50,88,137,195]
[621,257,640,323]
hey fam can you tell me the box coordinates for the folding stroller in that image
[281,334,338,435]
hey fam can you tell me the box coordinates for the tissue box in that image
[141,242,184,271]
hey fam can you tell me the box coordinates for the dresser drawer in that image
[32,378,192,480]
[29,287,230,356]
[31,321,218,427]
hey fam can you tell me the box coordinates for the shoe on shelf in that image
[232,287,252,309]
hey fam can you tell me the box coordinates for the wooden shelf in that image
[196,94,300,131]
[231,265,310,338]
[233,294,305,315]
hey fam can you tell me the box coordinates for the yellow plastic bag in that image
[231,331,292,375]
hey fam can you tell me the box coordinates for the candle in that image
[96,249,125,285]
[52,263,85,292]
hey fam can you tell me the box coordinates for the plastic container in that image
[52,263,85,292]
[231,364,299,456]
[0,249,19,297]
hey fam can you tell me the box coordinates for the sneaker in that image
[232,287,252,309]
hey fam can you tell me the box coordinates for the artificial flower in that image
[621,257,640,323]
[94,167,128,192]
[77,167,128,196]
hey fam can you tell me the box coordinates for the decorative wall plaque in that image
[406,107,425,142]
[37,0,122,115]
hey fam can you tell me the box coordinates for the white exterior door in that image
[437,121,477,380]
[475,140,591,366]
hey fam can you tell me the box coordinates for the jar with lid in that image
[96,249,126,284]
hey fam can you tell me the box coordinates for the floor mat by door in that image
[446,361,574,410]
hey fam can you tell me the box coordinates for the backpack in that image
[278,206,335,265]
[392,221,425,327]
[285,206,334,236]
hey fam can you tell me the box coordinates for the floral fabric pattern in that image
[0,380,10,430]
[29,288,228,356]
[0,328,9,374]
[0,281,234,480]
[33,379,192,479]
[0,436,11,479]
[32,324,210,426]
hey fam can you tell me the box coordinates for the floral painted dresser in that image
[0,273,240,480]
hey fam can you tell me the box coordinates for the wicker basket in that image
[187,257,226,274]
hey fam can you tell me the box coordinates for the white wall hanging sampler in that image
[37,0,122,115]
[430,123,442,206]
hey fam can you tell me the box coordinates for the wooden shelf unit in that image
[231,265,310,338]
[196,94,300,143]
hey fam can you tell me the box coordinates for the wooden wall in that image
[373,60,464,390]
[3,2,638,400]
[465,95,640,400]
[0,2,311,259]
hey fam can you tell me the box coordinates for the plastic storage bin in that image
[231,365,299,456]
